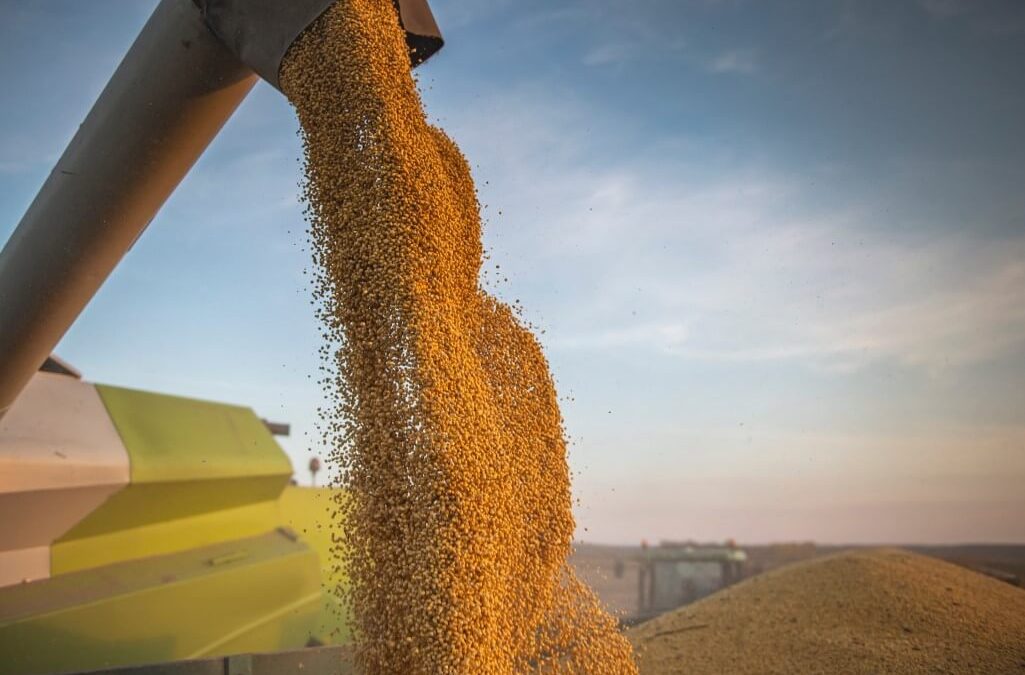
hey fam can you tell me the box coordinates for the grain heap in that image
[280,1,636,672]
[628,548,1025,674]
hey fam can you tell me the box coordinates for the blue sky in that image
[2,0,1024,544]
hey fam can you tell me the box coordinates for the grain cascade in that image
[280,1,637,672]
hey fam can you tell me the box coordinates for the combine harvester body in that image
[1,365,346,674]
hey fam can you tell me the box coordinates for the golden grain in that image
[281,2,636,672]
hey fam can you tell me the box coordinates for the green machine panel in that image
[52,386,293,575]
[93,385,291,484]
[0,531,323,675]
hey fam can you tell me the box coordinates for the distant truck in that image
[635,541,748,618]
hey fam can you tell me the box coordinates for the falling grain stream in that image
[280,2,637,672]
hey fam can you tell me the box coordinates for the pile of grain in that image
[628,548,1025,674]
[279,1,635,673]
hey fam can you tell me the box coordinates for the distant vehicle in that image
[635,541,748,617]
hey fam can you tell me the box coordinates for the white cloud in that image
[581,43,634,67]
[552,321,689,351]
[434,84,1025,376]
[706,49,758,75]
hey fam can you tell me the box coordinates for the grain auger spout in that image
[0,0,442,419]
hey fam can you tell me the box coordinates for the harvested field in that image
[628,548,1025,674]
